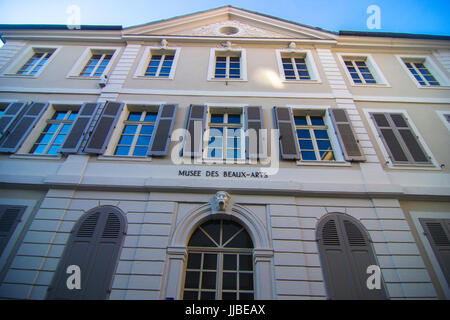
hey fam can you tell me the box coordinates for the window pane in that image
[208,136,223,148]
[60,124,72,134]
[123,125,137,134]
[47,145,60,155]
[114,146,130,156]
[144,112,158,122]
[203,253,218,270]
[239,273,253,290]
[183,291,198,300]
[140,125,154,135]
[294,116,307,126]
[187,253,201,269]
[52,112,67,120]
[127,112,142,121]
[223,273,237,290]
[210,114,224,124]
[31,144,46,154]
[185,271,200,289]
[317,140,331,150]
[136,135,151,146]
[200,292,215,300]
[310,116,325,126]
[67,112,78,121]
[222,292,236,300]
[314,130,329,139]
[297,129,311,139]
[132,146,148,156]
[53,134,66,145]
[37,133,53,144]
[239,255,253,271]
[46,124,59,133]
[201,272,216,289]
[301,151,316,160]
[239,293,254,300]
[118,135,133,145]
[224,254,237,270]
[225,230,253,248]
[299,139,314,150]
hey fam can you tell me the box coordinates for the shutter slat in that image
[274,107,300,160]
[183,105,206,158]
[0,102,49,153]
[343,220,366,246]
[60,103,99,154]
[102,214,121,239]
[76,212,100,238]
[322,219,340,246]
[329,108,365,162]
[83,102,124,154]
[0,205,26,256]
[245,106,265,160]
[147,104,177,156]
[0,102,28,139]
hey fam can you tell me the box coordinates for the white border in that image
[1,45,61,78]
[336,52,390,87]
[395,54,450,88]
[409,211,450,299]
[133,46,181,80]
[207,47,247,81]
[436,110,450,131]
[275,49,322,83]
[363,108,440,170]
[66,46,121,79]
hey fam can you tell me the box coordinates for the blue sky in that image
[0,0,449,36]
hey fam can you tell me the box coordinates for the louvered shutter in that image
[0,102,28,139]
[183,104,207,158]
[60,103,100,154]
[370,112,430,165]
[420,218,450,286]
[0,102,49,153]
[317,214,387,300]
[329,108,366,162]
[83,102,124,154]
[273,107,300,160]
[148,104,178,156]
[47,207,125,300]
[0,205,26,257]
[245,106,266,160]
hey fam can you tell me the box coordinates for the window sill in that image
[10,153,62,160]
[295,160,351,167]
[350,83,391,88]
[385,162,440,171]
[97,155,152,162]
[66,76,103,80]
[1,74,40,79]
[282,79,322,84]
[416,85,450,90]
[133,75,174,80]
[207,78,248,82]
[202,158,247,165]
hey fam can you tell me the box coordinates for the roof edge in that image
[339,30,450,41]
[0,24,123,31]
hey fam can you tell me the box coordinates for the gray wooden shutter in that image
[83,102,124,154]
[0,102,28,138]
[370,112,430,164]
[317,214,387,300]
[183,104,207,158]
[420,218,450,287]
[245,106,266,160]
[273,107,300,160]
[0,205,26,257]
[0,102,49,153]
[47,207,126,300]
[148,104,178,156]
[60,103,100,154]
[329,108,366,162]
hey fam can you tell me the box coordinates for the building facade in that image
[0,6,449,300]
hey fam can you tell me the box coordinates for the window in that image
[16,49,55,76]
[343,59,376,84]
[369,111,433,166]
[114,109,157,156]
[134,47,180,79]
[317,213,387,299]
[30,108,78,155]
[47,206,126,299]
[183,219,254,300]
[294,114,335,161]
[208,49,247,81]
[80,52,113,77]
[205,109,244,160]
[0,205,26,257]
[436,111,450,131]
[397,55,449,87]
[276,50,320,82]
[145,53,174,77]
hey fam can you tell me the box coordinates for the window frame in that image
[203,105,246,163]
[276,49,321,83]
[363,108,440,169]
[396,54,450,88]
[134,46,181,80]
[336,53,389,87]
[2,46,61,78]
[66,46,120,79]
[436,110,450,131]
[207,48,247,81]
[289,106,346,165]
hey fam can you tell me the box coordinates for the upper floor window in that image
[134,47,180,80]
[114,108,158,157]
[208,49,247,81]
[80,52,113,77]
[30,108,78,155]
[276,50,320,82]
[145,53,174,77]
[337,54,388,86]
[397,55,449,88]
[16,49,55,76]
[205,108,244,160]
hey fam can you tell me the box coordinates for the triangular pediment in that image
[124,6,337,40]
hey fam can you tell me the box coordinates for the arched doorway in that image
[182,219,254,300]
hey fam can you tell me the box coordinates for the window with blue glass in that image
[214,55,241,79]
[17,49,55,76]
[30,109,78,155]
[145,53,174,77]
[344,59,376,84]
[80,52,113,77]
[403,60,440,86]
[206,110,243,160]
[114,109,158,156]
[281,56,311,80]
[294,114,335,161]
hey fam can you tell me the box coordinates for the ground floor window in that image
[183,219,254,300]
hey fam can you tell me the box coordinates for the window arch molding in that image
[316,212,388,300]
[47,205,127,300]
[164,202,274,300]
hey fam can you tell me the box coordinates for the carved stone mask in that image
[212,191,231,211]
